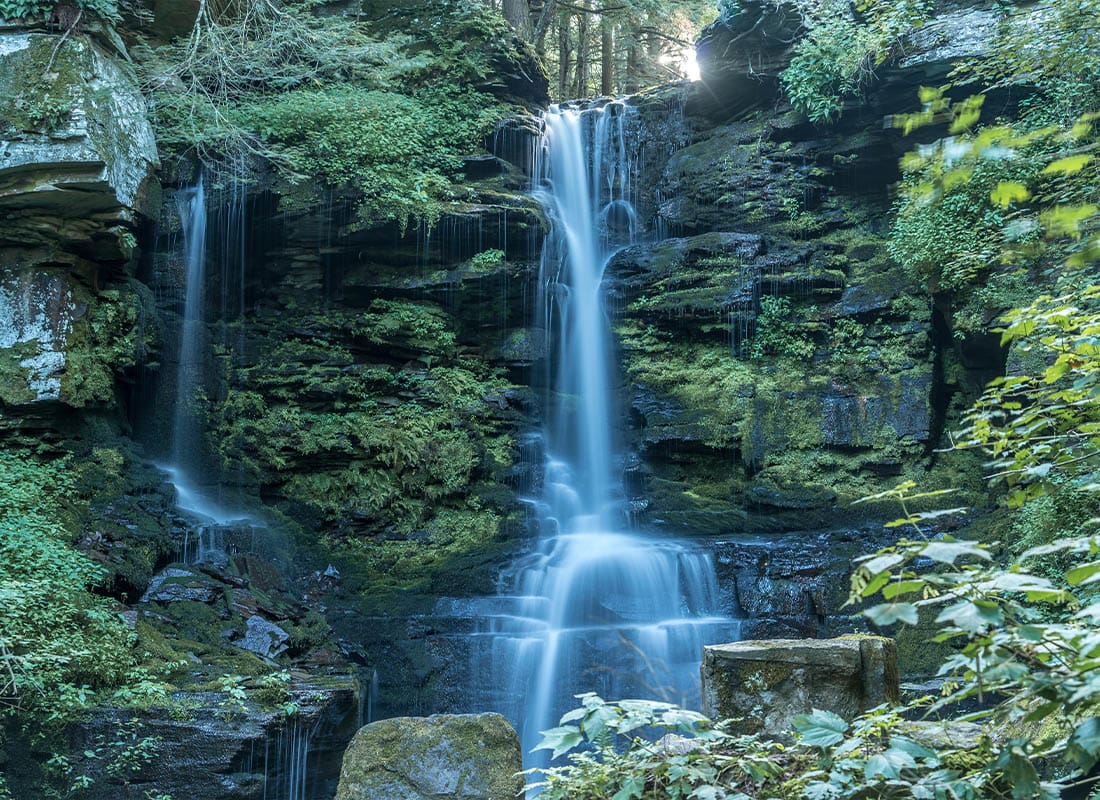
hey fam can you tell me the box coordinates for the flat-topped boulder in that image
[702,636,899,737]
[336,713,523,800]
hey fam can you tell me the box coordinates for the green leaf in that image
[1067,717,1100,770]
[935,599,1003,633]
[998,746,1039,800]
[1066,561,1100,586]
[793,709,849,747]
[890,736,937,761]
[533,725,583,758]
[861,554,905,576]
[612,774,645,800]
[883,579,926,599]
[865,747,917,780]
[864,602,919,626]
[921,541,991,564]
[1042,155,1092,175]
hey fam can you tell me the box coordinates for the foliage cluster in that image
[211,303,517,589]
[236,86,506,228]
[144,0,521,228]
[779,0,930,123]
[0,453,138,725]
[750,295,815,360]
[0,0,117,22]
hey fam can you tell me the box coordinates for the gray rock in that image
[234,615,290,659]
[141,567,221,604]
[335,713,524,800]
[701,637,899,738]
[0,31,159,229]
[820,371,932,447]
[0,271,76,402]
[695,0,804,115]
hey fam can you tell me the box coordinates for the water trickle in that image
[474,101,739,770]
[264,717,316,800]
[173,178,208,474]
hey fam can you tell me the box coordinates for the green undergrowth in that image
[0,0,117,23]
[0,452,156,751]
[145,0,539,229]
[211,301,520,592]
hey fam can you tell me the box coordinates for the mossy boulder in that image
[0,31,159,239]
[335,713,523,800]
[701,636,899,737]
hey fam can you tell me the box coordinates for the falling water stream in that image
[172,177,319,797]
[168,176,253,556]
[467,101,739,769]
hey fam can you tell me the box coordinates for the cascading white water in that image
[166,176,249,556]
[264,718,316,800]
[174,178,207,474]
[468,102,739,769]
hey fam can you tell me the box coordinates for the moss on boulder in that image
[335,713,524,800]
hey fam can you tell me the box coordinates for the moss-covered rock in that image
[0,31,159,235]
[335,713,523,800]
[701,637,899,737]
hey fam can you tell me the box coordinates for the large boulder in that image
[335,713,523,800]
[701,636,899,737]
[694,0,804,117]
[0,31,159,247]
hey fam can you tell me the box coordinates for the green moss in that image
[60,284,154,407]
[620,335,754,449]
[0,341,39,405]
[209,300,520,597]
[0,36,85,136]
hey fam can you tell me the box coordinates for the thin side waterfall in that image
[167,175,252,559]
[264,718,316,800]
[173,177,207,475]
[469,102,739,771]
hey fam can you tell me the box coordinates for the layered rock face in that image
[63,681,358,800]
[605,0,1011,538]
[0,28,159,428]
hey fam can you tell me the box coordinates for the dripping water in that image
[264,717,316,800]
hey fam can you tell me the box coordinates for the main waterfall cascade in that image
[465,102,740,762]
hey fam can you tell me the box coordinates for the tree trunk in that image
[623,23,640,92]
[600,20,614,96]
[502,0,533,38]
[572,2,589,98]
[533,0,556,55]
[558,13,572,99]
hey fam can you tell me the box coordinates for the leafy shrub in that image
[0,0,118,22]
[0,454,137,724]
[144,0,526,228]
[528,693,788,799]
[889,152,1037,293]
[750,296,815,360]
[236,86,507,228]
[781,19,880,124]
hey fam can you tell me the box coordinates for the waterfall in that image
[472,101,739,769]
[174,177,207,476]
[264,717,316,800]
[165,175,251,557]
